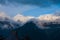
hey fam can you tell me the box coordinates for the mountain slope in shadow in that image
[0,19,60,40]
[16,21,48,40]
[0,20,21,40]
[16,20,60,40]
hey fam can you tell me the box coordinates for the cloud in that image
[38,14,60,21]
[0,12,58,27]
[37,12,60,26]
[0,12,22,29]
[0,12,60,29]
[0,0,60,7]
[12,12,60,29]
[13,12,60,24]
[13,13,35,23]
[0,12,11,21]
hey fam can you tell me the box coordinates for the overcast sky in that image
[0,0,60,17]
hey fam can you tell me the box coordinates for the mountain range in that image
[0,12,60,40]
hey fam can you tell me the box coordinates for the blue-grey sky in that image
[0,0,60,17]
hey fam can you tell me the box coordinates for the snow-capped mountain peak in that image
[13,14,35,23]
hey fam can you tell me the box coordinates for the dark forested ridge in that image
[0,20,60,40]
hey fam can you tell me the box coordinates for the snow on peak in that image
[13,13,60,29]
[13,14,35,23]
[13,12,60,24]
[0,12,10,21]
[1,12,60,29]
[38,14,60,22]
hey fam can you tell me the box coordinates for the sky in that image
[0,0,60,17]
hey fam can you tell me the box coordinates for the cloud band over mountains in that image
[0,0,60,7]
[0,12,60,29]
[0,12,60,22]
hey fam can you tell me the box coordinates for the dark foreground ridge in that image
[0,21,60,40]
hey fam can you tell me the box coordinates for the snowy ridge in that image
[13,13,60,28]
[13,13,60,24]
[0,12,60,29]
[13,14,35,26]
